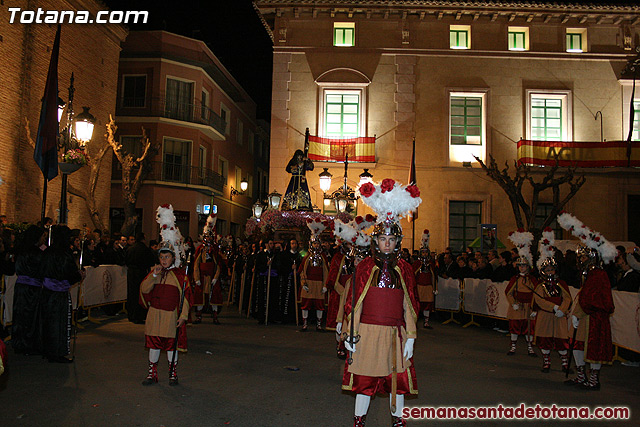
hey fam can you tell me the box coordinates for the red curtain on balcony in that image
[307,135,375,162]
[517,140,640,167]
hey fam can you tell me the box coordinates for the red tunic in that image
[326,253,350,329]
[140,268,192,352]
[574,268,615,364]
[412,259,436,311]
[298,253,328,311]
[192,244,223,306]
[342,257,419,396]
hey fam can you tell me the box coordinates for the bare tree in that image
[105,115,160,236]
[475,154,586,256]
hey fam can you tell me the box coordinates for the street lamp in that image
[318,167,332,193]
[230,177,249,199]
[328,155,357,214]
[267,189,282,210]
[252,200,264,220]
[358,168,373,186]
[74,106,96,144]
[56,73,94,224]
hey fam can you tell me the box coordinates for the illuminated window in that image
[448,91,486,165]
[451,96,482,145]
[566,28,587,53]
[450,25,470,49]
[334,23,355,47]
[526,90,572,142]
[508,27,529,51]
[324,91,360,138]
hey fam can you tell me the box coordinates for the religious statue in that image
[282,149,314,211]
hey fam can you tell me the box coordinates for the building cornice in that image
[254,0,640,28]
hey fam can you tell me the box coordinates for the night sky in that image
[102,0,273,120]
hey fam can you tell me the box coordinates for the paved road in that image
[1,309,638,426]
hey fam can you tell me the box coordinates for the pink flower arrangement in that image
[380,178,395,193]
[62,148,87,165]
[359,182,375,197]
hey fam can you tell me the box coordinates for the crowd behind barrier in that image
[435,277,640,353]
[1,265,127,326]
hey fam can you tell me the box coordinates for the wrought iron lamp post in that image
[57,73,95,224]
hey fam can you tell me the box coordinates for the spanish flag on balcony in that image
[517,140,640,168]
[307,135,375,163]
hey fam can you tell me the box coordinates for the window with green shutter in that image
[325,93,360,138]
[449,201,482,252]
[450,96,482,145]
[531,98,562,141]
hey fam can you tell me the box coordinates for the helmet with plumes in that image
[576,245,600,271]
[540,257,558,279]
[515,255,531,266]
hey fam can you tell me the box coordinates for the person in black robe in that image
[254,240,279,324]
[125,233,157,324]
[278,239,303,324]
[11,225,46,355]
[41,225,82,363]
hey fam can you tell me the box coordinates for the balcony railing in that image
[117,96,226,136]
[112,161,226,192]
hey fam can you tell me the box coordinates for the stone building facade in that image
[255,0,640,251]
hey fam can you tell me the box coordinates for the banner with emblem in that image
[462,278,510,318]
[82,265,128,308]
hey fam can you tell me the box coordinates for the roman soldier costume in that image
[193,214,222,324]
[342,178,421,427]
[505,230,538,356]
[559,211,616,391]
[299,218,329,331]
[412,229,437,329]
[532,228,571,373]
[140,204,192,386]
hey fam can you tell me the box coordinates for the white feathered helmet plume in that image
[156,204,186,268]
[421,229,430,250]
[508,228,534,267]
[357,179,422,243]
[202,213,217,246]
[537,227,556,272]
[306,217,328,243]
[333,218,371,257]
[557,211,616,264]
[353,214,377,232]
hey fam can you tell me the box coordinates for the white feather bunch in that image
[354,231,371,248]
[156,204,185,268]
[421,229,430,248]
[536,228,556,271]
[354,214,377,231]
[334,219,358,244]
[357,179,422,223]
[508,229,534,266]
[203,213,217,236]
[557,211,617,264]
[306,218,327,240]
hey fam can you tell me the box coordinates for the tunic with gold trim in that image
[140,267,191,352]
[341,256,419,396]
